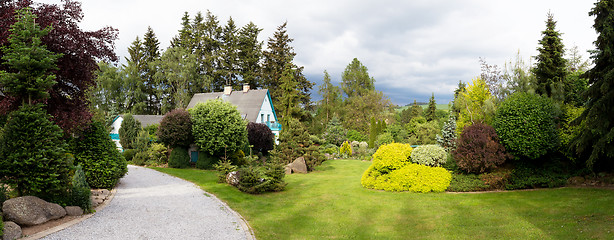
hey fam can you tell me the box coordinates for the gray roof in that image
[131,115,164,128]
[187,89,269,122]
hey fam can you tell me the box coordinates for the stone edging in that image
[20,188,118,240]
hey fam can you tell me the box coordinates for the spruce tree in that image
[532,12,567,98]
[0,7,62,105]
[119,114,142,149]
[262,22,313,109]
[426,93,437,121]
[571,0,614,169]
[142,26,161,114]
[220,17,239,87]
[123,37,147,114]
[238,22,263,88]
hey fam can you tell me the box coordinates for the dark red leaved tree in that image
[157,109,193,148]
[0,0,118,134]
[247,122,274,155]
[452,122,511,174]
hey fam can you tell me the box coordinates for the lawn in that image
[153,160,614,240]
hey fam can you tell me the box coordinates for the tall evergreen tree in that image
[532,12,567,98]
[220,17,239,88]
[571,0,614,170]
[123,37,147,114]
[276,64,301,125]
[238,22,263,88]
[142,26,161,114]
[341,58,375,98]
[262,22,313,110]
[0,7,62,105]
[317,70,342,125]
[426,93,437,121]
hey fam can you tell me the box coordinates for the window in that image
[267,114,270,122]
[261,114,264,123]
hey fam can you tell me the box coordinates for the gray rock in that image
[288,157,307,174]
[65,206,84,216]
[2,196,66,226]
[2,221,21,240]
[226,171,240,186]
[284,165,292,175]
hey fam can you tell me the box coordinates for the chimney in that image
[243,83,250,93]
[224,85,232,95]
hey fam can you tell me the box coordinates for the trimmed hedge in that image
[411,145,447,167]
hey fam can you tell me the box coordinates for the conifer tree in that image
[220,17,239,88]
[238,22,263,88]
[426,93,437,121]
[317,70,342,125]
[571,0,614,169]
[262,22,313,109]
[142,26,161,114]
[341,58,375,98]
[532,12,567,98]
[123,36,147,114]
[0,7,62,105]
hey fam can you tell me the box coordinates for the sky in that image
[36,0,599,105]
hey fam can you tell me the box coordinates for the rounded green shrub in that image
[196,151,219,170]
[191,100,247,156]
[411,144,447,167]
[71,121,128,189]
[339,141,352,157]
[67,165,92,211]
[237,163,286,194]
[493,92,558,160]
[375,132,394,148]
[168,147,190,168]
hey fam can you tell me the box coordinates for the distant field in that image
[396,103,449,112]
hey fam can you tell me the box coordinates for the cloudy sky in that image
[37,0,598,105]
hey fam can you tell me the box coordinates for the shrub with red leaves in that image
[452,122,511,174]
[247,122,274,155]
[157,109,193,148]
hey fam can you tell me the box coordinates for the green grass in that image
[153,160,614,240]
[396,103,449,112]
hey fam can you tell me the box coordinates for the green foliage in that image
[411,145,447,167]
[452,123,509,174]
[368,117,387,148]
[346,129,367,142]
[506,162,570,190]
[71,121,128,189]
[559,105,584,162]
[493,92,558,160]
[322,116,346,146]
[168,147,190,169]
[143,124,159,142]
[122,149,138,162]
[133,130,151,152]
[341,58,375,98]
[339,141,352,158]
[406,118,439,145]
[436,115,457,152]
[119,114,141,149]
[131,151,148,166]
[196,152,219,170]
[157,108,193,148]
[400,100,424,124]
[0,7,62,105]
[362,163,451,192]
[271,117,324,171]
[191,100,248,156]
[67,165,92,212]
[237,162,287,194]
[149,143,168,164]
[213,159,237,183]
[343,90,390,136]
[317,70,343,127]
[0,104,70,198]
[375,132,394,148]
[152,46,200,111]
[442,153,459,173]
[571,0,614,170]
[446,174,489,192]
[385,124,410,143]
[532,13,567,98]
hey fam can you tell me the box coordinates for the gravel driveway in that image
[42,165,252,240]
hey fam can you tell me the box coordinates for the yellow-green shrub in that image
[371,143,413,173]
[339,141,352,157]
[362,163,451,192]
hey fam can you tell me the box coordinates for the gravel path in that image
[42,165,252,240]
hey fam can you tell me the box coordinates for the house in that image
[110,115,164,150]
[186,84,282,138]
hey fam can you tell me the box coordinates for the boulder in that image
[2,196,66,226]
[287,157,307,174]
[226,171,240,186]
[284,165,292,175]
[2,221,21,240]
[65,206,84,216]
